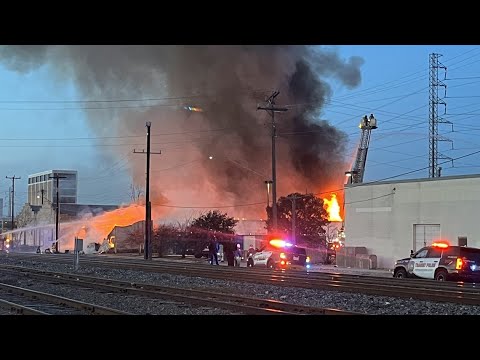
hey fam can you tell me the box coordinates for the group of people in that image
[208,237,249,267]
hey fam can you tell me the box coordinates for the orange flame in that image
[60,204,166,250]
[323,194,343,222]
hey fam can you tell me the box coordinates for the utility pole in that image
[257,91,288,233]
[287,194,302,245]
[49,174,66,253]
[6,176,20,231]
[134,121,161,260]
[40,189,45,205]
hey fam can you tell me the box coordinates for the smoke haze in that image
[0,45,363,220]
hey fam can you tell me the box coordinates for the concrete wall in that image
[344,174,480,269]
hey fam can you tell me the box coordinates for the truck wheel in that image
[434,269,448,281]
[394,268,407,279]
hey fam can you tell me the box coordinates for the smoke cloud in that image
[0,45,363,220]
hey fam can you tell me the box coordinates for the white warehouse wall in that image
[344,174,480,269]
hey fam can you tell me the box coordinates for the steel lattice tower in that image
[429,53,453,178]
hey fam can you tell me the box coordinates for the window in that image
[60,189,76,196]
[427,247,443,258]
[413,224,441,251]
[414,248,428,259]
[290,247,307,256]
[460,248,480,263]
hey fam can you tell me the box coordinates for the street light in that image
[345,170,358,185]
[264,180,273,207]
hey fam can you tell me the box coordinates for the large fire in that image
[323,194,343,222]
[58,204,166,250]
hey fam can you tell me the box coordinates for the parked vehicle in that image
[393,242,480,282]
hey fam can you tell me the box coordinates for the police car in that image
[247,239,310,270]
[393,242,480,282]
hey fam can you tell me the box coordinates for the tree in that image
[265,193,329,248]
[189,210,238,255]
[190,210,238,236]
[125,225,144,254]
[16,205,35,228]
[175,214,195,258]
[153,224,179,257]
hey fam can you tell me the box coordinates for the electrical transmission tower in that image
[429,53,453,178]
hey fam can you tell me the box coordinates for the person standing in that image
[209,236,219,265]
[234,244,242,267]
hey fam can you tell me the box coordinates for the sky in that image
[1,45,480,218]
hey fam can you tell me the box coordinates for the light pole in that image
[345,170,358,185]
[264,180,273,208]
[49,174,66,253]
[36,189,45,205]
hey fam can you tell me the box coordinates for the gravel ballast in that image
[1,256,480,315]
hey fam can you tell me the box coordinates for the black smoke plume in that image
[0,45,363,218]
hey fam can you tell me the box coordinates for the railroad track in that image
[4,253,480,306]
[0,281,129,315]
[0,264,360,315]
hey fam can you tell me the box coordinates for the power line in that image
[345,192,395,205]
[154,201,266,209]
[445,76,480,80]
[0,88,271,104]
[446,95,480,99]
[0,128,233,141]
[151,159,202,172]
[301,148,480,202]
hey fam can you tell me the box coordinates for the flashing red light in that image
[269,239,285,248]
[432,242,449,248]
[269,239,293,248]
[280,252,287,259]
[280,260,285,265]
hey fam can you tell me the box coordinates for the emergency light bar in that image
[269,239,293,248]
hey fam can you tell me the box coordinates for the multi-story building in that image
[28,170,77,206]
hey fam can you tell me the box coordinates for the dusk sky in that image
[1,45,479,218]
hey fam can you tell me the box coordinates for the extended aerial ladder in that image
[336,114,378,253]
[348,114,378,184]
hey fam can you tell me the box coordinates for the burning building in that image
[0,45,364,222]
[9,169,123,252]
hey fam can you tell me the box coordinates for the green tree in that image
[265,193,329,248]
[189,210,238,256]
[190,210,238,238]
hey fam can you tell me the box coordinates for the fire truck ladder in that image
[350,114,377,184]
